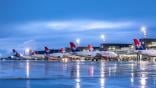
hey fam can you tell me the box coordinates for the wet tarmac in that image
[0,60,156,88]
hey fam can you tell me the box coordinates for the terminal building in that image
[100,43,133,51]
[100,43,136,60]
[100,38,156,51]
[139,38,156,49]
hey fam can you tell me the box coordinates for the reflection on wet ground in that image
[0,60,156,88]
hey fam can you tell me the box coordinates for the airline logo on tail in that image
[133,39,145,50]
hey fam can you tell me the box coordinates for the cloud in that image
[79,21,135,30]
[16,20,138,32]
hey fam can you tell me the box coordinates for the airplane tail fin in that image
[44,46,50,54]
[29,49,35,55]
[88,44,94,51]
[60,48,65,53]
[70,42,76,48]
[12,49,16,53]
[69,42,80,52]
[12,49,20,57]
[133,39,145,50]
[70,42,77,52]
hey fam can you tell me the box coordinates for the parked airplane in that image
[44,46,70,58]
[10,49,32,60]
[10,48,46,60]
[133,38,156,57]
[69,42,118,58]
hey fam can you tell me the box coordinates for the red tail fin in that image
[60,48,65,53]
[44,46,49,53]
[133,38,145,50]
[133,39,140,46]
[70,42,76,49]
[88,44,93,51]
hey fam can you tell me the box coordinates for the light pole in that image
[140,26,148,50]
[76,38,80,46]
[100,34,106,49]
[140,26,147,38]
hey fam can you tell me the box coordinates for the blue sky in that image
[0,0,156,55]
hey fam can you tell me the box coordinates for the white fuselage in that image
[137,50,156,57]
[49,53,70,58]
[73,50,118,58]
[28,51,118,59]
[100,51,118,58]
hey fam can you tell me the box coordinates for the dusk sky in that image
[0,0,156,55]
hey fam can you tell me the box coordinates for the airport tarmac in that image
[0,60,155,88]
